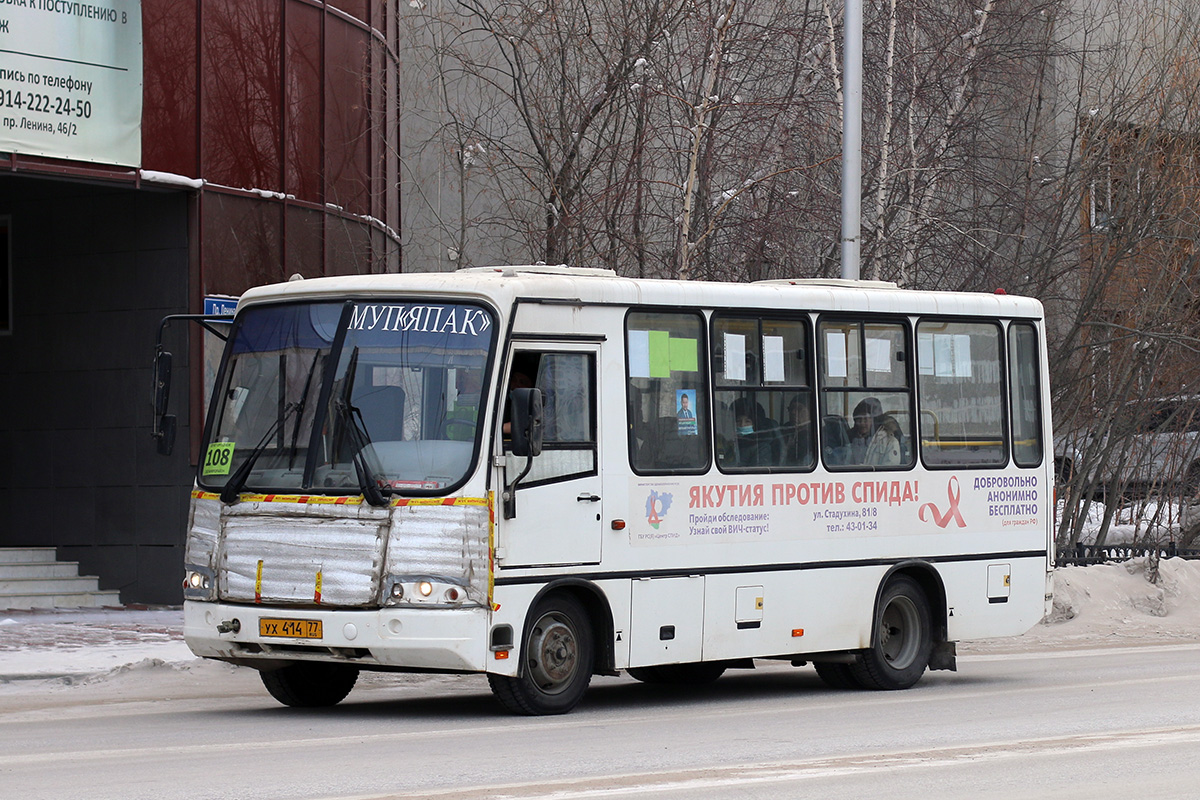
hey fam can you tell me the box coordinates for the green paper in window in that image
[669,337,698,372]
[649,331,671,377]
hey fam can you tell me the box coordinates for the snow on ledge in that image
[139,170,204,190]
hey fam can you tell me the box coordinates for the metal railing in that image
[1061,542,1200,566]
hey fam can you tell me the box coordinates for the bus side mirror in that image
[503,388,542,520]
[508,387,543,457]
[156,414,177,456]
[153,350,176,456]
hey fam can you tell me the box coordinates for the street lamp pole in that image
[841,0,863,280]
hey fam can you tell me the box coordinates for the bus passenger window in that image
[1009,323,1043,467]
[916,320,1005,468]
[818,319,914,470]
[712,315,812,473]
[626,311,709,473]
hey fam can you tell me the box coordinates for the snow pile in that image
[966,557,1200,654]
[0,608,192,680]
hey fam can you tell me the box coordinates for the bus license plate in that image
[259,618,323,639]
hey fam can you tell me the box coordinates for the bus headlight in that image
[383,576,473,607]
[183,565,215,600]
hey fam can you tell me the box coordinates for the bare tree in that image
[400,0,1200,556]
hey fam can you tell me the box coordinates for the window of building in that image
[818,319,913,469]
[626,311,709,473]
[712,315,813,471]
[1008,323,1043,467]
[917,320,1006,468]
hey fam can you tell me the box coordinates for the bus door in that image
[498,344,603,567]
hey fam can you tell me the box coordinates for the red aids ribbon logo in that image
[919,476,966,529]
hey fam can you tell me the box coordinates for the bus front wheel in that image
[489,593,594,715]
[260,662,359,707]
[850,575,932,691]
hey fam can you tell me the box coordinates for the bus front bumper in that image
[183,600,491,673]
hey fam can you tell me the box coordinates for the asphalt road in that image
[3,643,1200,799]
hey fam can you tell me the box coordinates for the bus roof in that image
[234,265,1044,319]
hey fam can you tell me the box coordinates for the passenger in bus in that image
[732,398,780,467]
[783,396,814,466]
[850,397,902,466]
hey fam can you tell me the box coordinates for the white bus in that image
[160,266,1053,715]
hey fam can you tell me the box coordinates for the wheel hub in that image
[528,614,578,693]
[880,596,919,669]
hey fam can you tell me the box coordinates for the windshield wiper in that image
[220,402,300,504]
[333,396,389,507]
[287,352,322,469]
[328,345,389,507]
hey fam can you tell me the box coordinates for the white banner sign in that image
[0,0,142,166]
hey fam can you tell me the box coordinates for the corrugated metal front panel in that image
[219,516,387,606]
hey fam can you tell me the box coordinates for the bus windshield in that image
[199,300,496,496]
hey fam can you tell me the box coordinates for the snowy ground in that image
[2,557,1200,685]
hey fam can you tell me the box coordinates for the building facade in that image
[0,0,399,603]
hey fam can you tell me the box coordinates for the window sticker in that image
[670,337,699,372]
[932,333,972,378]
[954,334,973,378]
[676,389,698,435]
[628,330,651,378]
[918,332,935,375]
[763,335,785,382]
[202,442,237,476]
[649,331,671,378]
[724,333,747,381]
[825,330,848,378]
[866,337,892,373]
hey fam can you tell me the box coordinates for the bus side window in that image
[712,314,812,473]
[1008,323,1043,467]
[916,320,1005,468]
[818,319,914,470]
[506,350,597,486]
[626,311,710,473]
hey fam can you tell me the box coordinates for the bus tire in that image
[814,661,862,690]
[259,662,359,707]
[850,575,932,691]
[488,593,593,715]
[626,662,727,685]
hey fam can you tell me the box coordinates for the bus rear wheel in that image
[627,662,727,685]
[260,662,359,707]
[850,575,932,691]
[489,593,593,715]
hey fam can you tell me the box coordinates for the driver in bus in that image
[502,368,535,437]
